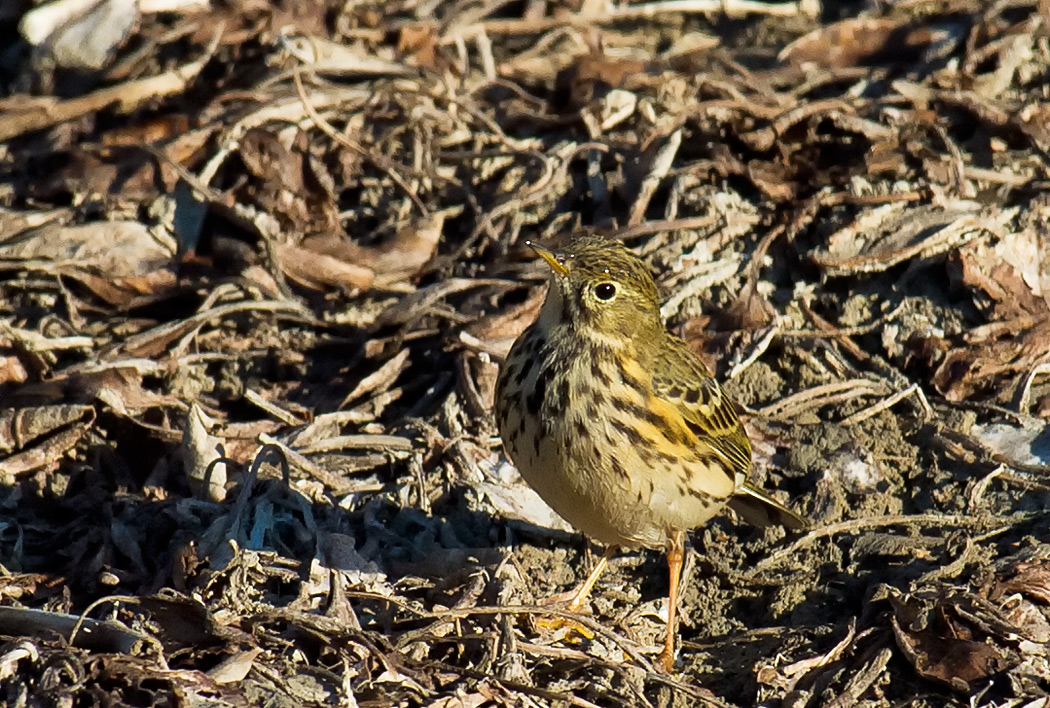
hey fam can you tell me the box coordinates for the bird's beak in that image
[526,240,569,276]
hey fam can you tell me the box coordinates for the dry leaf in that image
[0,220,173,276]
[21,0,138,71]
[780,18,958,69]
[182,403,227,502]
[278,240,375,291]
[882,585,1018,693]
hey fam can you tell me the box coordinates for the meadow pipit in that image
[495,235,807,672]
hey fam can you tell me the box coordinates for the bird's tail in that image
[728,481,809,530]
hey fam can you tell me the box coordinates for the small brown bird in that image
[494,235,807,672]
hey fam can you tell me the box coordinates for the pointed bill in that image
[525,240,569,275]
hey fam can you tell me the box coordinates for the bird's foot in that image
[656,645,676,673]
[534,594,596,640]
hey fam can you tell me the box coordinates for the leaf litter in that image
[1,0,1050,706]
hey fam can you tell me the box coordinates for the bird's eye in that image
[594,282,617,301]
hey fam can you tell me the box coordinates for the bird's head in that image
[528,236,663,338]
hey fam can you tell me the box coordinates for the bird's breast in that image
[496,323,735,547]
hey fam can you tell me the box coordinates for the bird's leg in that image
[657,531,684,672]
[567,545,618,612]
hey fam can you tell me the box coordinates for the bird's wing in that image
[728,482,810,530]
[652,336,752,478]
[652,336,809,530]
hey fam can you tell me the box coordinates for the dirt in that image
[1,1,1050,706]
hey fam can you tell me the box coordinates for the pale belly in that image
[501,410,732,548]
[496,337,735,549]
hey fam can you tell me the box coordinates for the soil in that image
[1,1,1049,706]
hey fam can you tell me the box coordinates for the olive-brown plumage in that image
[494,235,806,672]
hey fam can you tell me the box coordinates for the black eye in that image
[594,282,617,301]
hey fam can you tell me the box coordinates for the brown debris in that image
[3,0,1050,705]
[780,17,957,70]
[886,586,1017,693]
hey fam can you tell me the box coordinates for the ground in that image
[0,1,1049,706]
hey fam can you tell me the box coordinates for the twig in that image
[748,513,1036,576]
[629,129,682,227]
[840,383,932,426]
[779,301,908,339]
[292,68,428,215]
[0,26,223,141]
[432,0,808,41]
[755,379,887,421]
[1016,362,1050,415]
[727,325,779,380]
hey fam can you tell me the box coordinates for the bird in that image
[494,235,807,672]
